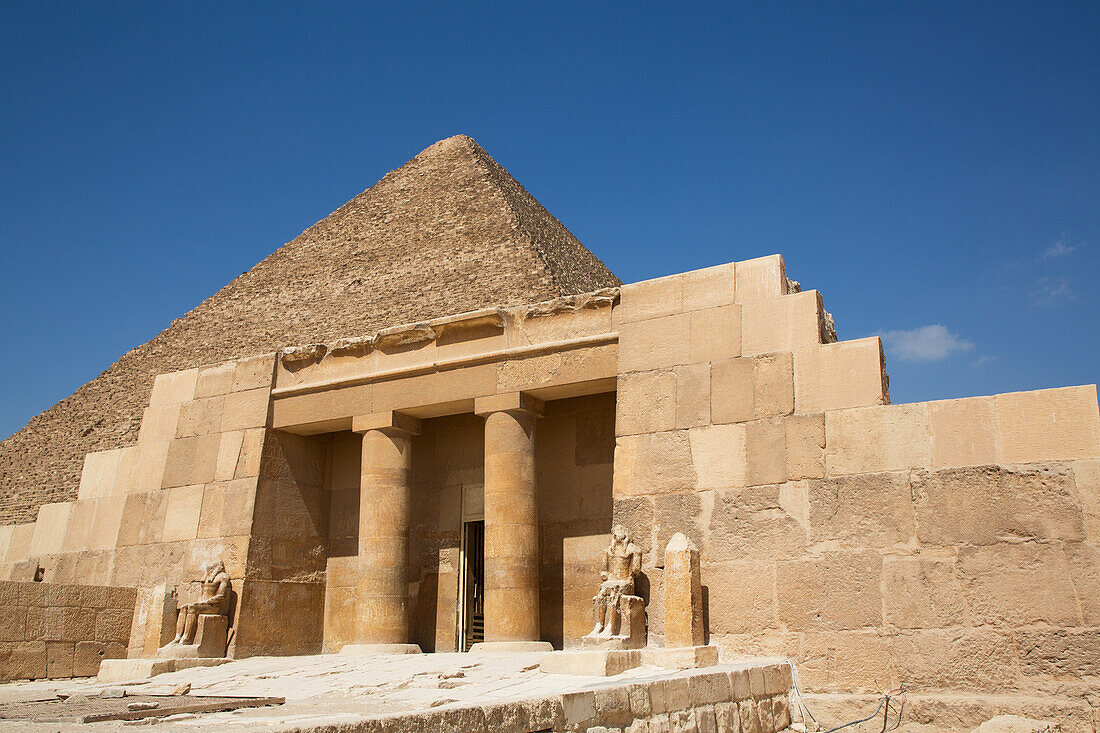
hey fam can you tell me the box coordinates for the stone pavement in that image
[0,651,794,732]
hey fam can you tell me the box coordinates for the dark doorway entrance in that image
[460,520,484,651]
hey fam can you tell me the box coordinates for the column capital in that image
[474,392,544,418]
[352,411,422,436]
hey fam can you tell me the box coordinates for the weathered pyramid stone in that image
[0,135,619,522]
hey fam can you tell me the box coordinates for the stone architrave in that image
[582,524,646,649]
[156,560,231,660]
[664,533,704,647]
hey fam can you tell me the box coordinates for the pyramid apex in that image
[419,134,482,157]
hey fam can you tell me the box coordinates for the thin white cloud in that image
[1030,276,1075,307]
[1043,234,1080,259]
[875,325,975,362]
[970,354,998,368]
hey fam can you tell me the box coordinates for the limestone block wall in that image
[233,430,328,658]
[536,393,615,647]
[0,581,136,681]
[611,256,1100,696]
[0,354,278,656]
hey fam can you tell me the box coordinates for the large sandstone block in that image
[689,305,741,363]
[709,484,808,562]
[785,413,825,480]
[149,368,198,406]
[994,386,1100,463]
[752,352,794,419]
[161,436,198,489]
[911,464,1084,545]
[616,370,677,436]
[743,418,787,487]
[689,424,747,490]
[704,561,776,634]
[891,628,1020,692]
[883,556,966,629]
[113,441,170,494]
[1073,459,1100,543]
[1015,628,1100,678]
[4,525,34,564]
[654,492,705,561]
[928,396,998,468]
[1065,541,1100,624]
[808,472,916,548]
[793,338,887,414]
[0,527,12,565]
[675,363,711,429]
[214,430,245,481]
[618,313,691,373]
[176,396,225,438]
[77,449,123,501]
[45,641,74,678]
[61,500,98,553]
[825,403,930,475]
[613,497,655,557]
[713,354,796,425]
[613,432,696,497]
[741,291,824,356]
[734,255,789,303]
[233,354,277,392]
[956,542,1078,626]
[86,497,121,553]
[115,490,169,547]
[0,640,46,681]
[220,387,271,431]
[711,357,754,424]
[136,403,180,445]
[272,384,370,431]
[235,428,266,479]
[614,264,735,325]
[161,484,205,542]
[775,551,882,631]
[30,502,71,556]
[189,433,221,485]
[195,361,236,398]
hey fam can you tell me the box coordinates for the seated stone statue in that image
[157,560,231,659]
[583,524,646,649]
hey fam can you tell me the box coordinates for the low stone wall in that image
[287,662,794,733]
[0,581,135,681]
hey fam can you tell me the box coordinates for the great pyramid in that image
[0,135,620,523]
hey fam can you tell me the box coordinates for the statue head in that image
[611,524,629,546]
[203,560,226,580]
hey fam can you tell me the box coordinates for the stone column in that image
[472,393,550,651]
[347,411,422,654]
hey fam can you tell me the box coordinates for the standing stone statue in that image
[583,524,646,649]
[157,561,231,659]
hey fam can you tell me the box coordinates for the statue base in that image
[338,643,423,655]
[468,641,554,654]
[641,644,719,669]
[539,648,642,676]
[582,594,646,650]
[155,614,229,660]
[97,657,228,684]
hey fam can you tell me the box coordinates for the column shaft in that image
[482,408,540,642]
[356,426,414,644]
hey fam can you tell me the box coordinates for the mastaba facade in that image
[0,138,1098,712]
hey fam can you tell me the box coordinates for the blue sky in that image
[1,2,1097,439]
